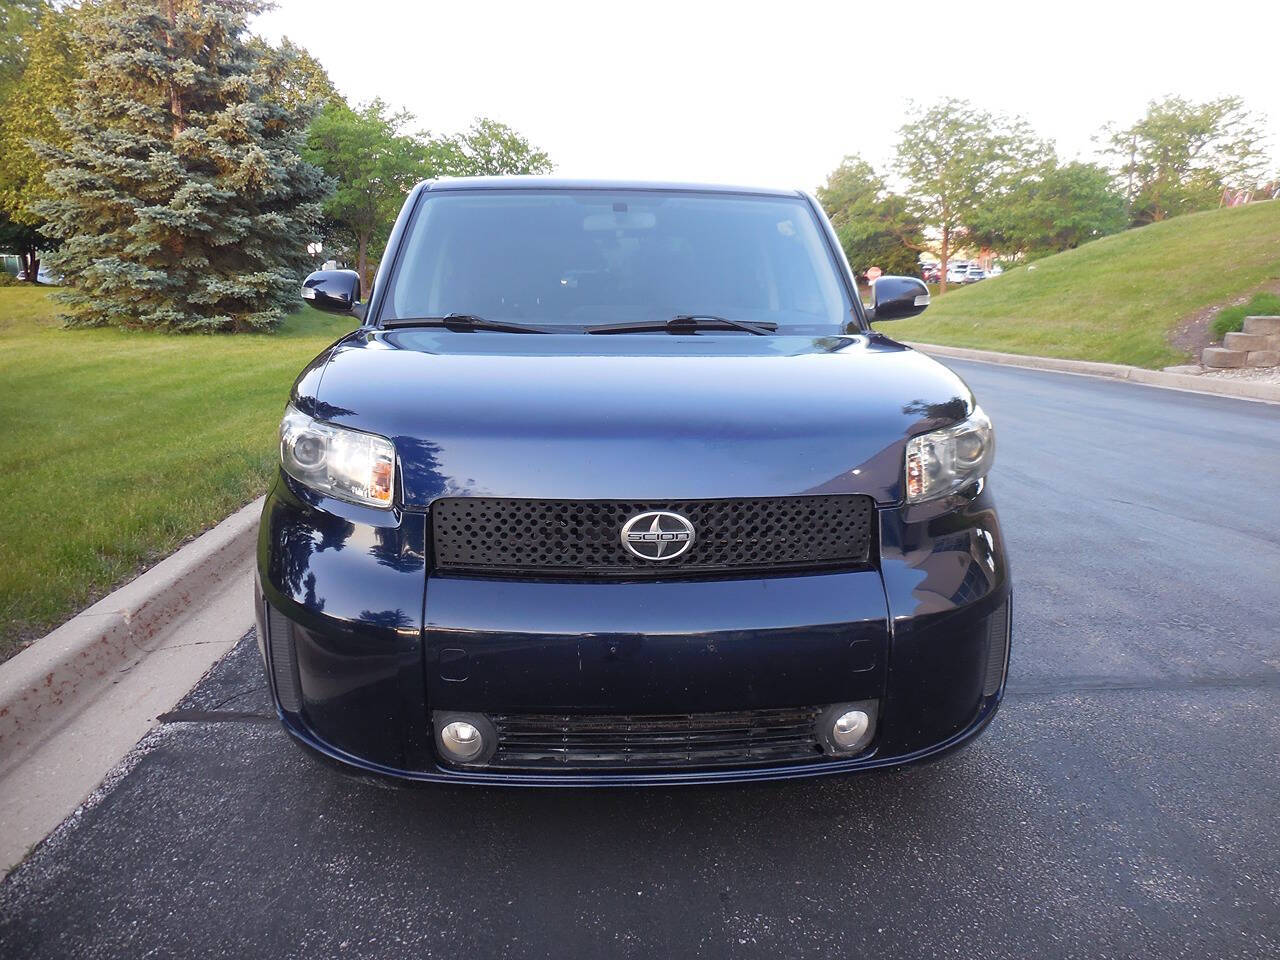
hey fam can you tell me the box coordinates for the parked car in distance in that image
[987,264,1004,277]
[946,261,970,284]
[16,265,62,285]
[920,263,941,283]
[261,177,1011,786]
[965,265,986,283]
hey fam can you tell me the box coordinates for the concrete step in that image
[1201,347,1248,368]
[1246,350,1280,368]
[1224,331,1273,351]
[1242,315,1280,336]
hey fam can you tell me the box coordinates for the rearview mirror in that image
[301,269,361,314]
[869,276,930,321]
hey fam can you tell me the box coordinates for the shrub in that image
[1211,292,1280,340]
[0,273,21,287]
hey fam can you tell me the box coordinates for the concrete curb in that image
[905,342,1280,404]
[0,497,263,769]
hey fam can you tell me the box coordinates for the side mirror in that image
[301,269,361,314]
[869,276,930,321]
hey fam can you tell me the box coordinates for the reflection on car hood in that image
[294,331,974,507]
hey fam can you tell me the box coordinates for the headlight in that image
[904,406,994,503]
[279,404,396,508]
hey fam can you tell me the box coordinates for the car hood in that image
[294,330,975,508]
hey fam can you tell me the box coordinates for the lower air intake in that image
[266,603,303,713]
[982,599,1011,697]
[485,707,829,771]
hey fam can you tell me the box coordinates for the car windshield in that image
[380,189,852,333]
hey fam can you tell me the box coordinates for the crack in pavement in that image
[1006,672,1280,697]
[155,709,275,724]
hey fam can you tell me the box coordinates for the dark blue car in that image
[255,178,1011,785]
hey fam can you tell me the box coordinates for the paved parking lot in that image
[2,360,1278,959]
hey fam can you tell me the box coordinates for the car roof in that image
[422,176,804,198]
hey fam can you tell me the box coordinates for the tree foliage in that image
[816,155,922,277]
[35,0,330,331]
[968,160,1128,260]
[252,34,343,113]
[894,98,1049,290]
[0,7,78,219]
[1104,96,1270,224]
[0,4,78,280]
[0,0,47,93]
[303,99,447,294]
[443,117,554,177]
[304,110,555,292]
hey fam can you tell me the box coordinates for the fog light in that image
[440,721,484,761]
[832,710,870,748]
[432,711,498,766]
[816,700,878,756]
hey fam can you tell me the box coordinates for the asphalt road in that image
[3,361,1279,959]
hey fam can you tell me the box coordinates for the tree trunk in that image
[162,0,184,138]
[20,245,40,284]
[357,232,369,299]
[938,226,949,295]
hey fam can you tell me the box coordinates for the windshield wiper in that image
[586,314,777,336]
[380,314,557,334]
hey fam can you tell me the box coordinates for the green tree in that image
[35,0,330,331]
[444,117,554,177]
[0,5,79,282]
[816,155,923,278]
[252,34,343,113]
[894,98,1049,292]
[1104,96,1269,224]
[0,0,48,92]
[969,160,1128,260]
[304,99,443,295]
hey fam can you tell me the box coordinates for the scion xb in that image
[256,178,1011,785]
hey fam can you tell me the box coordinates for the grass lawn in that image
[0,286,355,660]
[880,201,1280,369]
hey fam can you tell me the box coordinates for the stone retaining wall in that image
[1203,316,1280,368]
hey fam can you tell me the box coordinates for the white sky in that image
[254,0,1278,194]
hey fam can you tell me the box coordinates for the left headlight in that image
[280,404,396,508]
[904,406,994,504]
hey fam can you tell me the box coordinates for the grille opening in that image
[266,603,302,713]
[982,599,1011,697]
[430,495,875,578]
[482,707,831,771]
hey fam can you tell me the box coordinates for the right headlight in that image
[279,404,396,508]
[904,406,995,503]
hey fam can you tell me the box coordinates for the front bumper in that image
[256,474,1011,785]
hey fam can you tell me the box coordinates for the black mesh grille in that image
[266,603,302,713]
[486,707,828,771]
[430,495,875,578]
[982,599,1011,697]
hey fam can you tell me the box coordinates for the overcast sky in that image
[253,0,1278,193]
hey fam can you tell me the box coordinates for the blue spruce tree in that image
[37,0,330,331]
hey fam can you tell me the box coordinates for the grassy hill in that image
[881,201,1280,369]
[0,287,355,660]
